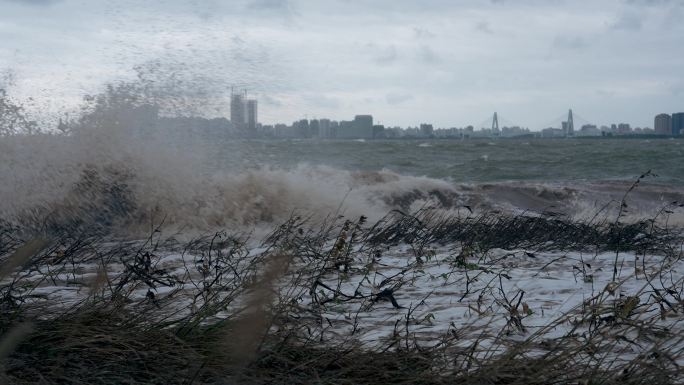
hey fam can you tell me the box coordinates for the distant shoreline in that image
[244,135,683,141]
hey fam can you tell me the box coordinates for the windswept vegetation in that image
[1,193,682,384]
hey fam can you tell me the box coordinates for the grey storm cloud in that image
[3,0,62,5]
[386,92,414,105]
[623,0,678,5]
[610,11,643,30]
[246,0,296,17]
[417,45,439,64]
[304,93,341,109]
[475,21,493,34]
[0,0,683,128]
[669,81,684,96]
[261,94,284,107]
[553,35,590,50]
[248,0,290,8]
[413,27,436,39]
[367,43,399,65]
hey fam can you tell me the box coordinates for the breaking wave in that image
[0,126,464,235]
[2,124,683,237]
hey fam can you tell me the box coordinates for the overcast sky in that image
[1,0,683,129]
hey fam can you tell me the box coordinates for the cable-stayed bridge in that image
[478,109,597,137]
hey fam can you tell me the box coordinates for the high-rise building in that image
[337,120,354,139]
[654,113,672,135]
[672,112,684,136]
[230,92,245,130]
[246,99,258,133]
[309,119,320,137]
[295,119,310,138]
[373,125,385,138]
[337,115,373,139]
[274,123,288,138]
[420,123,434,137]
[318,118,331,138]
[329,120,339,139]
[354,115,373,138]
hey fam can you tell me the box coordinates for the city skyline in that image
[225,90,680,137]
[253,108,684,134]
[1,0,683,129]
[216,91,680,138]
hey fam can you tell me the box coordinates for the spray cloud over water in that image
[0,72,470,236]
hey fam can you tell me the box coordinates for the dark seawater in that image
[225,138,684,185]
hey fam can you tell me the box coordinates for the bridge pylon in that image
[492,112,499,133]
[566,109,574,136]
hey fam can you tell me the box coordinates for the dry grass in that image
[0,201,682,384]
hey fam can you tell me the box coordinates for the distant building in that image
[246,99,258,133]
[230,90,258,135]
[654,113,672,135]
[318,118,332,139]
[259,124,273,137]
[373,124,385,139]
[337,120,354,138]
[309,119,320,137]
[420,123,434,137]
[501,126,528,137]
[338,115,373,139]
[617,123,631,134]
[578,124,601,137]
[541,127,565,138]
[230,92,245,130]
[294,119,310,138]
[672,112,684,136]
[274,123,289,138]
[330,120,339,138]
[354,115,373,138]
